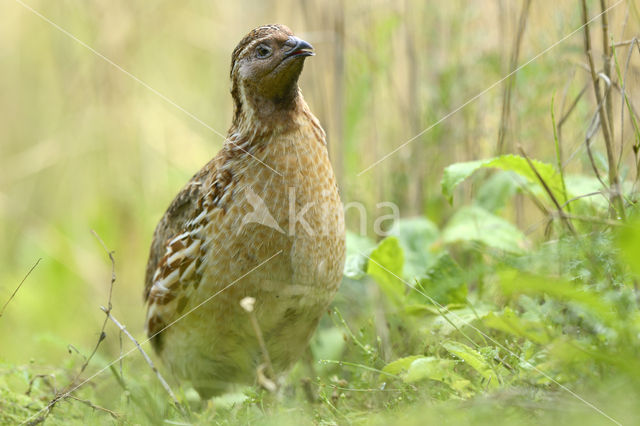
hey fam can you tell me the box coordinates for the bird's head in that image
[230,25,314,124]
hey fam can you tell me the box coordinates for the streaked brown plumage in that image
[143,24,345,397]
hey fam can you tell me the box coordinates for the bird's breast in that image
[199,125,345,302]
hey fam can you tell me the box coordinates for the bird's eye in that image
[255,44,272,59]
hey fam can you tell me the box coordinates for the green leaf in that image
[381,355,424,378]
[617,219,640,277]
[343,232,376,280]
[367,237,406,305]
[442,341,499,387]
[441,154,565,204]
[405,357,455,383]
[498,269,617,326]
[417,253,467,305]
[388,217,440,279]
[442,205,527,253]
[344,254,369,280]
[476,171,520,213]
[346,231,377,257]
[483,308,551,344]
[441,159,485,203]
[423,305,492,336]
[403,357,474,397]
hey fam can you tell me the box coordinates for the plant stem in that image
[496,0,532,155]
[551,95,570,211]
[580,0,625,220]
[600,0,615,147]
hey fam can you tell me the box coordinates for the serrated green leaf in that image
[381,355,424,378]
[441,159,485,203]
[404,357,456,383]
[424,305,492,336]
[388,217,440,279]
[416,253,467,305]
[476,170,520,213]
[498,269,617,326]
[617,219,640,278]
[483,308,551,344]
[441,154,565,204]
[344,232,377,280]
[442,341,498,387]
[367,237,405,305]
[402,357,474,397]
[442,205,527,253]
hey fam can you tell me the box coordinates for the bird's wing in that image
[143,159,213,302]
[143,153,234,351]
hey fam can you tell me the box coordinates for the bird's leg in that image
[240,297,279,394]
[256,363,278,393]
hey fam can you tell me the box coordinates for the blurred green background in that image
[1,0,640,423]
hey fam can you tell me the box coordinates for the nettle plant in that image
[331,152,640,405]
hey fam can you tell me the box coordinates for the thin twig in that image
[581,0,625,220]
[574,62,640,120]
[557,85,588,133]
[585,114,608,188]
[549,212,625,227]
[0,258,41,318]
[551,95,570,209]
[67,395,119,419]
[518,145,577,235]
[496,0,532,155]
[613,38,638,47]
[91,230,116,314]
[25,374,57,397]
[31,232,117,425]
[66,344,87,362]
[561,191,607,209]
[612,38,640,190]
[100,307,183,412]
[600,0,615,149]
[617,38,637,169]
[76,230,117,378]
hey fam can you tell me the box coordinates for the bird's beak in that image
[284,36,315,59]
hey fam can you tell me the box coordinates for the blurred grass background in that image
[0,0,639,408]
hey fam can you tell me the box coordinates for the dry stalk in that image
[600,0,615,145]
[614,38,640,185]
[100,307,183,411]
[497,0,532,155]
[67,395,120,419]
[29,231,118,424]
[557,84,588,147]
[580,0,625,220]
[0,258,41,318]
[518,145,577,235]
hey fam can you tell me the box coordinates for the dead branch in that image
[67,395,119,419]
[25,374,57,397]
[600,0,615,147]
[100,307,183,411]
[518,145,577,235]
[496,0,532,155]
[0,258,41,318]
[28,231,117,424]
[580,0,625,220]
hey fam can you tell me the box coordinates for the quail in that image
[143,24,345,398]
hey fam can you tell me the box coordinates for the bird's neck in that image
[229,89,310,142]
